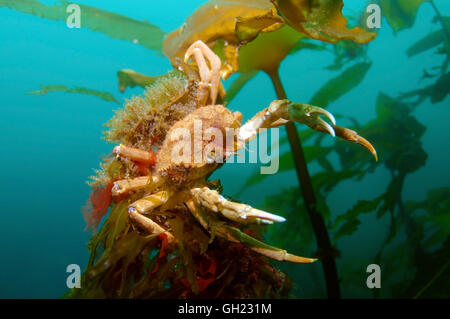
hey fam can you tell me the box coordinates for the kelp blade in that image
[0,0,165,52]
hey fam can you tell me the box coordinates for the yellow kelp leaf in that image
[1,0,165,52]
[164,0,375,78]
[238,25,303,73]
[223,26,310,100]
[271,0,376,44]
[163,0,285,78]
[379,0,428,34]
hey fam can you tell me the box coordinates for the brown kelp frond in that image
[271,0,377,44]
[117,69,173,92]
[68,203,292,299]
[104,71,196,150]
[379,0,428,34]
[1,0,165,53]
[163,0,376,78]
[28,84,120,104]
[163,0,288,77]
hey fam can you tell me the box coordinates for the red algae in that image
[82,183,113,231]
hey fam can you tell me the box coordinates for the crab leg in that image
[129,190,171,215]
[111,175,163,197]
[113,144,157,165]
[184,40,222,105]
[191,187,285,225]
[186,200,316,264]
[127,189,175,242]
[238,99,377,159]
[128,208,175,242]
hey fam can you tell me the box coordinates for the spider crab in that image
[108,40,376,264]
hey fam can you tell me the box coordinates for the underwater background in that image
[1,0,449,298]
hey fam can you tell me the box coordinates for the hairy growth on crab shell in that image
[104,71,197,150]
[89,71,197,187]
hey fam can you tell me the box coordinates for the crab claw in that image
[333,125,378,161]
[278,101,377,160]
[239,99,377,160]
[186,200,317,264]
[283,102,337,137]
[191,187,286,224]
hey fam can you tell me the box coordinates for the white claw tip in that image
[328,112,336,126]
[330,128,336,137]
[324,121,336,137]
[113,145,120,155]
[112,183,121,195]
[278,216,287,223]
[271,215,286,223]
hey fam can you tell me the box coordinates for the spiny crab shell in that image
[156,105,243,185]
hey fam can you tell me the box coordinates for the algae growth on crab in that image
[1,0,450,299]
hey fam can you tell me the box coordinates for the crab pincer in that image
[238,99,377,160]
[278,101,377,160]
